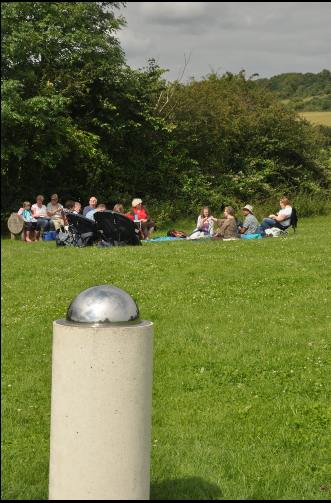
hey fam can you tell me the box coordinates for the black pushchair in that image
[64,213,101,246]
[94,211,142,246]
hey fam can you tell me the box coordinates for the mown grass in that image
[299,112,331,126]
[1,216,331,500]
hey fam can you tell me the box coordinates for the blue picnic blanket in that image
[144,236,211,243]
[243,234,262,239]
[144,237,187,242]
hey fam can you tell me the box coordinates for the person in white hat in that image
[237,205,259,238]
[130,198,155,240]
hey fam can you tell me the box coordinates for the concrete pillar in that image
[49,286,153,500]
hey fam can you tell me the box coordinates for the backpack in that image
[167,229,188,239]
[56,230,93,247]
[290,207,298,231]
[56,231,79,246]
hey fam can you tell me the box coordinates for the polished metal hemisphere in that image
[65,285,140,325]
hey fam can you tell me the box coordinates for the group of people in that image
[18,195,82,241]
[188,198,293,240]
[81,197,156,240]
[19,195,156,242]
[19,193,292,243]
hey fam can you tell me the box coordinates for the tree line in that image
[257,70,331,111]
[2,2,330,231]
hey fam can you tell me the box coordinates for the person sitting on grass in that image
[188,206,214,239]
[83,197,97,216]
[20,201,41,242]
[210,206,238,241]
[85,204,106,221]
[260,198,292,237]
[237,205,259,238]
[130,198,155,240]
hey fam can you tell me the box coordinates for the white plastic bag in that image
[266,227,280,237]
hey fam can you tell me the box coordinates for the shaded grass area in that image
[1,216,331,499]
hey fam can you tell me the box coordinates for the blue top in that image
[85,209,98,221]
[83,205,94,216]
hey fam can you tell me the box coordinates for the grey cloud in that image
[117,27,153,57]
[117,2,331,81]
[140,2,207,22]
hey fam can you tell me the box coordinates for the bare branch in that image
[156,89,164,109]
[155,50,192,115]
[175,50,193,84]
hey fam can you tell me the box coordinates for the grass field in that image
[299,112,331,126]
[1,216,331,500]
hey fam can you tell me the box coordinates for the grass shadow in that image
[150,476,222,500]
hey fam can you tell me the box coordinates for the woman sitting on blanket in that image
[188,206,214,239]
[130,198,155,240]
[210,206,238,241]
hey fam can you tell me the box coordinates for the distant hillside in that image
[256,70,331,111]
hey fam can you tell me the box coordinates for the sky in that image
[115,2,331,83]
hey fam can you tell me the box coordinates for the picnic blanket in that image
[144,236,208,243]
[144,236,187,242]
[243,234,262,239]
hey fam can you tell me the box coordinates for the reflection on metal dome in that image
[66,285,140,325]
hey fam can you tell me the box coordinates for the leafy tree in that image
[1,2,126,213]
[1,2,125,88]
[152,70,330,213]
[1,2,175,220]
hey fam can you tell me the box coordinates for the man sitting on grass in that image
[85,204,106,221]
[237,205,259,238]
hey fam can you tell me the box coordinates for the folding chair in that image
[281,207,298,234]
[66,213,101,244]
[289,207,298,233]
[94,211,141,246]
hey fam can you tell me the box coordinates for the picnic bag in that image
[167,229,188,239]
[43,231,57,241]
[56,229,94,247]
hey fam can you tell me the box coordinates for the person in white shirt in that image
[31,195,55,238]
[46,194,64,231]
[260,198,292,237]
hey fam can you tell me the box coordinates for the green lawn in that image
[1,216,331,500]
